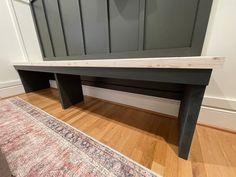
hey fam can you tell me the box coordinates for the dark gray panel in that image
[81,76,184,100]
[191,0,213,54]
[81,76,184,92]
[15,66,212,85]
[32,0,54,57]
[138,0,146,50]
[80,0,108,54]
[109,0,139,52]
[17,70,51,93]
[144,0,199,50]
[55,73,84,109]
[44,0,67,57]
[59,0,84,56]
[178,85,206,159]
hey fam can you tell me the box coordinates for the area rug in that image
[0,97,161,177]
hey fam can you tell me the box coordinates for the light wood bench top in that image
[13,56,224,69]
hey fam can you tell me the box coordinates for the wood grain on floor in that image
[16,88,236,177]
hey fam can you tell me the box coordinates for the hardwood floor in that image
[16,88,236,177]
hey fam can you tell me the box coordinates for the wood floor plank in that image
[15,88,236,177]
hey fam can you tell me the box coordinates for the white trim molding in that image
[49,80,180,117]
[7,0,29,61]
[2,80,235,132]
[0,80,22,89]
[199,106,236,132]
[82,85,236,132]
[50,80,236,131]
[203,96,236,111]
[82,85,180,117]
[0,80,24,98]
[200,96,236,131]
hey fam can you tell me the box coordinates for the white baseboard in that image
[50,80,180,116]
[0,80,25,98]
[2,79,235,132]
[50,80,236,131]
[82,85,236,132]
[200,96,236,131]
[199,106,236,132]
[0,80,22,89]
[82,85,180,117]
[203,96,236,111]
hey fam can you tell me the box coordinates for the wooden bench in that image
[13,56,224,159]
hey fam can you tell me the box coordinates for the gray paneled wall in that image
[80,0,109,54]
[59,0,84,56]
[109,0,139,52]
[144,0,199,50]
[33,0,54,57]
[44,0,67,57]
[31,0,213,60]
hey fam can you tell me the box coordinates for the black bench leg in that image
[17,70,50,93]
[178,84,206,159]
[54,73,84,109]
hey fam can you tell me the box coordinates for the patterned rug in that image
[0,97,161,177]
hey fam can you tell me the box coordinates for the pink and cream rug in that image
[0,97,161,177]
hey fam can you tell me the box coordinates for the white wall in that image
[0,0,43,98]
[203,0,236,99]
[1,0,236,130]
[0,0,27,97]
[199,0,236,130]
[12,0,43,61]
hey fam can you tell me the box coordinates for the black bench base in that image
[15,66,211,160]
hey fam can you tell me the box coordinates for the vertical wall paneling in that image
[109,0,139,53]
[78,0,86,55]
[57,0,68,56]
[138,0,146,51]
[80,0,108,55]
[43,0,67,57]
[30,2,45,57]
[144,0,199,50]
[32,0,54,57]
[190,0,213,54]
[31,0,212,59]
[59,0,85,56]
[105,0,111,53]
